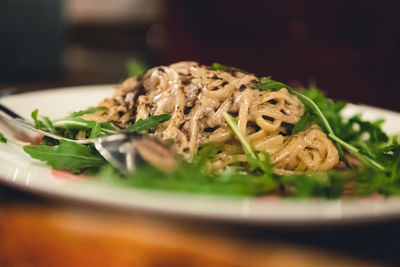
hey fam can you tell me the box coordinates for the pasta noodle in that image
[99,62,339,173]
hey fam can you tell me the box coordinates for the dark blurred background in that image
[0,0,399,111]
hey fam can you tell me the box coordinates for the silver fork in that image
[0,104,176,173]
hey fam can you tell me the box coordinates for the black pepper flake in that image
[221,81,228,87]
[228,111,239,117]
[212,86,219,91]
[182,78,192,85]
[211,74,222,80]
[184,106,193,114]
[239,84,246,91]
[251,79,257,83]
[157,67,165,73]
[204,127,218,133]
[262,115,275,122]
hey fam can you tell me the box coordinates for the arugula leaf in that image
[98,121,118,131]
[224,112,273,175]
[30,108,118,142]
[290,90,335,136]
[194,143,220,169]
[280,170,348,198]
[100,159,277,196]
[89,122,102,138]
[210,63,229,71]
[23,140,106,173]
[257,76,288,92]
[127,114,171,133]
[224,113,257,163]
[31,109,56,134]
[126,58,147,77]
[52,118,117,136]
[338,115,388,145]
[42,116,55,133]
[63,125,75,140]
[69,107,106,118]
[292,109,312,134]
[31,109,39,128]
[209,63,249,74]
[355,165,394,196]
[31,109,47,130]
[297,87,347,135]
[0,132,7,143]
[376,139,400,182]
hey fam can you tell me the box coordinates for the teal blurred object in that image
[0,0,63,81]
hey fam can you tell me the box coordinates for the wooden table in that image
[0,184,396,267]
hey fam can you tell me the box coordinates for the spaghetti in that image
[98,62,339,173]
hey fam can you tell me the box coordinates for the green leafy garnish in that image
[23,140,106,173]
[127,113,171,133]
[210,63,229,72]
[194,143,220,169]
[0,132,7,143]
[31,109,39,127]
[380,139,400,182]
[224,112,272,174]
[256,76,288,92]
[209,62,249,74]
[280,170,348,198]
[100,159,276,197]
[31,109,55,134]
[88,122,102,138]
[292,109,312,134]
[126,58,147,77]
[292,88,347,135]
[32,109,118,140]
[298,87,347,134]
[223,112,276,194]
[69,107,106,118]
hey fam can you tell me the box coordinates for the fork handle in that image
[0,103,45,144]
[0,104,26,120]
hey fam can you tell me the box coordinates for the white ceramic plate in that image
[1,85,400,227]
